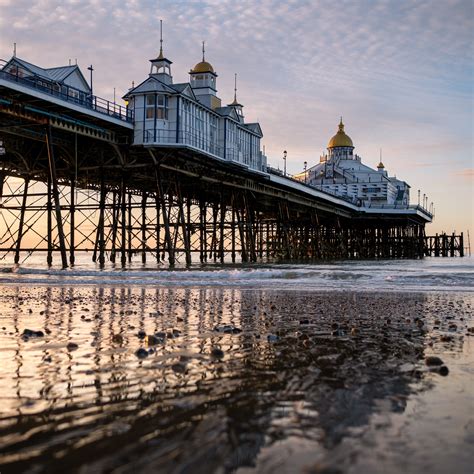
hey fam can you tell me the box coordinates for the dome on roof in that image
[327,119,354,148]
[191,61,214,74]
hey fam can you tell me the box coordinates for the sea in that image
[0,254,473,292]
[0,256,473,473]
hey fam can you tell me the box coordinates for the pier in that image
[0,51,436,267]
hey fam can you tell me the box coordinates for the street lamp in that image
[87,64,94,98]
[283,150,287,177]
[304,161,307,184]
[417,189,420,206]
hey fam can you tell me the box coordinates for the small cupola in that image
[149,20,173,85]
[228,73,244,122]
[190,42,217,93]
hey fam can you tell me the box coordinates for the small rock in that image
[425,356,443,366]
[22,329,44,338]
[146,335,163,346]
[350,327,359,336]
[211,347,224,359]
[137,330,146,339]
[440,335,453,342]
[299,319,310,325]
[213,325,242,334]
[267,334,279,342]
[67,342,78,351]
[438,365,449,376]
[135,348,148,359]
[172,362,187,373]
[112,334,123,344]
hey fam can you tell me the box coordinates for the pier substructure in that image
[0,109,435,267]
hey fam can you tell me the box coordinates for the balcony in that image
[0,59,133,123]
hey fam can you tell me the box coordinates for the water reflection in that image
[0,287,471,473]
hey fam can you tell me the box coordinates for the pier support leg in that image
[69,178,75,265]
[14,178,29,264]
[141,192,147,264]
[154,166,174,266]
[46,125,68,268]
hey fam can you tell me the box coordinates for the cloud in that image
[0,0,472,233]
[453,168,474,179]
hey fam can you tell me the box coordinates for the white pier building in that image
[293,119,410,208]
[123,41,265,171]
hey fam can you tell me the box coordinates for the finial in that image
[202,41,205,61]
[234,73,237,102]
[378,148,385,168]
[13,42,16,57]
[158,20,164,59]
[338,116,344,131]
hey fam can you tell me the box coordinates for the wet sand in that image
[0,286,472,473]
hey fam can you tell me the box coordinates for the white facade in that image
[293,120,410,207]
[124,45,266,172]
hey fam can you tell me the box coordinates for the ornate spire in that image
[338,116,344,132]
[202,41,206,61]
[230,73,239,105]
[158,20,164,59]
[377,148,385,169]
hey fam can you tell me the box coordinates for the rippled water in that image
[0,258,473,473]
[0,256,473,292]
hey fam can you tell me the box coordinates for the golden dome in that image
[327,118,354,148]
[191,61,214,74]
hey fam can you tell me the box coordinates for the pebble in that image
[299,319,310,325]
[211,347,224,359]
[172,362,187,373]
[425,356,443,366]
[146,335,164,346]
[267,334,279,342]
[67,342,78,351]
[137,330,146,339]
[112,334,123,344]
[350,327,360,336]
[213,324,242,334]
[135,348,148,359]
[22,329,44,338]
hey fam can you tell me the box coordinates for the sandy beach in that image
[0,284,472,473]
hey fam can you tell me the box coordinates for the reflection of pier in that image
[2,287,459,472]
[0,52,433,267]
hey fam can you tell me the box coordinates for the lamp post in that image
[283,150,287,177]
[418,189,420,206]
[304,161,307,184]
[87,65,94,97]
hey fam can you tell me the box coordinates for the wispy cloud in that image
[0,0,472,233]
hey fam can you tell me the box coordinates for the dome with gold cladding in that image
[191,61,215,74]
[327,119,354,148]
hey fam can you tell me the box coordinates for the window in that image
[145,94,168,120]
[146,95,155,119]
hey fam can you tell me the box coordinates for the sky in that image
[0,0,472,236]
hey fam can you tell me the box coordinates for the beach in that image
[0,259,473,473]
